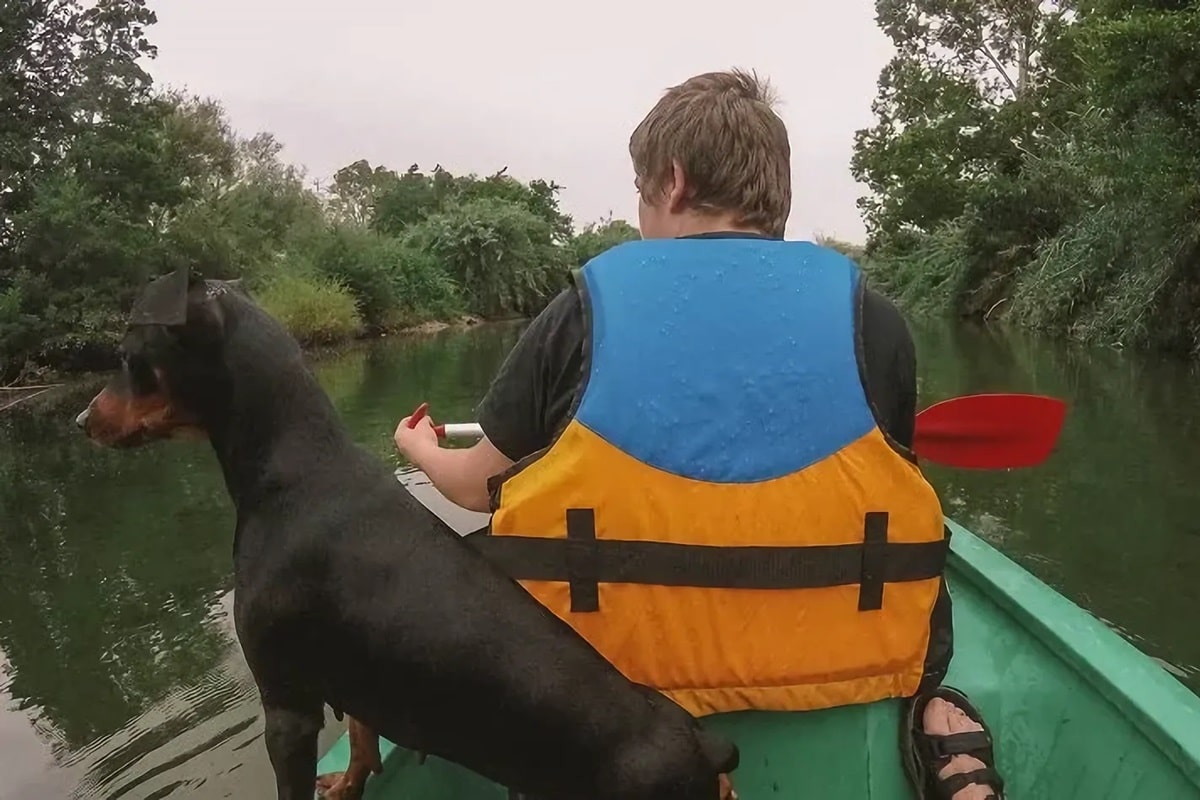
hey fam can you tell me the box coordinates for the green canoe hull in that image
[315,520,1200,799]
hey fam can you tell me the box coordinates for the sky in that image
[143,0,895,244]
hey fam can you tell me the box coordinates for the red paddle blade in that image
[408,402,447,436]
[407,402,429,428]
[913,393,1068,470]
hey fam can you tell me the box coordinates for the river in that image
[1,318,1197,798]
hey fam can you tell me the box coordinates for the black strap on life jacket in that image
[466,511,948,614]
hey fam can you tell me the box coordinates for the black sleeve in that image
[476,287,586,462]
[858,284,917,450]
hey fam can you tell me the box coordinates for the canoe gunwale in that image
[945,519,1200,789]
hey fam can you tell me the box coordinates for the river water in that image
[1,318,1197,798]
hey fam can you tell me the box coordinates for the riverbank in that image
[0,313,522,409]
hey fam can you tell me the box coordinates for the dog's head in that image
[76,269,244,448]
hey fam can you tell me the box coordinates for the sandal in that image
[901,685,1006,799]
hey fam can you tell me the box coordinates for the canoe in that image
[315,472,1200,799]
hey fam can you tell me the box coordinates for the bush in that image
[304,225,402,330]
[389,242,463,324]
[862,223,971,315]
[814,235,866,263]
[571,217,640,266]
[255,272,363,345]
[276,225,463,331]
[405,197,570,317]
[1005,114,1200,352]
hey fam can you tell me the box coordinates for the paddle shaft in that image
[412,393,1067,471]
[436,422,484,439]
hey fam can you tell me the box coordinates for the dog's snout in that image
[75,407,91,430]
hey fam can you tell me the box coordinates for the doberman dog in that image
[76,270,739,800]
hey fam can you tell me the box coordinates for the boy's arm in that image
[394,287,585,512]
[859,285,917,450]
[392,431,513,513]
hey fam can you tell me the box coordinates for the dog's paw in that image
[315,771,366,800]
[718,773,738,800]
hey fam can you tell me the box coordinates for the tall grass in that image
[255,273,363,345]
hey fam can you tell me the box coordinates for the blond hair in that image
[629,69,792,237]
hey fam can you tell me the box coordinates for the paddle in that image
[911,393,1067,469]
[405,393,1067,470]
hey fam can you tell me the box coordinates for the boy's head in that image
[630,69,792,240]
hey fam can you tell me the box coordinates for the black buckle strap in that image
[941,768,1004,798]
[471,510,947,614]
[927,730,994,759]
[566,508,599,612]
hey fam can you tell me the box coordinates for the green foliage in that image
[855,0,1200,356]
[406,197,571,318]
[0,3,634,381]
[386,241,464,323]
[302,226,405,330]
[0,0,158,250]
[288,225,462,330]
[255,273,362,346]
[814,235,867,263]
[571,216,641,266]
[1007,113,1200,349]
[368,164,575,244]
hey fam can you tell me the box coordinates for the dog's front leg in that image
[263,701,323,800]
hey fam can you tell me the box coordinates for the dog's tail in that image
[697,726,739,774]
[631,682,740,775]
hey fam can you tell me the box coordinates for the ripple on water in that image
[8,590,340,800]
[57,592,264,799]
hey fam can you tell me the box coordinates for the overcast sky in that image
[144,1,894,243]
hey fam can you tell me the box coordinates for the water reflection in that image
[912,319,1200,685]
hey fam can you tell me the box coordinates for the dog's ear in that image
[180,278,236,340]
[128,269,189,327]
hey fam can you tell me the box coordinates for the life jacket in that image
[474,237,948,717]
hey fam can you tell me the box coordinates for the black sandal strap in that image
[926,730,993,758]
[940,767,1004,798]
[913,734,953,775]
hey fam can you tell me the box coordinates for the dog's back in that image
[247,444,736,797]
[82,276,738,799]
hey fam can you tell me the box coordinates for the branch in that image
[0,387,55,413]
[977,42,1019,98]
